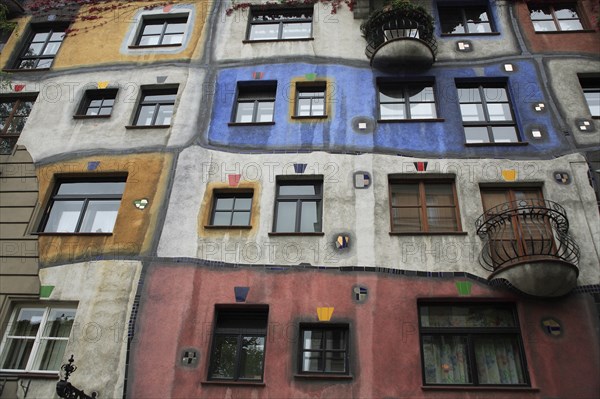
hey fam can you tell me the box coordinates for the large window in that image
[529,3,584,32]
[75,89,118,118]
[378,82,437,120]
[208,308,268,382]
[389,179,461,233]
[209,190,253,227]
[419,303,529,386]
[14,25,66,69]
[233,82,276,124]
[299,325,349,375]
[438,5,495,34]
[273,178,322,233]
[134,15,188,47]
[457,83,519,144]
[0,305,76,372]
[133,88,177,126]
[579,77,600,118]
[295,83,326,117]
[40,178,126,233]
[0,96,36,154]
[247,8,312,41]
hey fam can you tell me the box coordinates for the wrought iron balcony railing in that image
[475,199,580,273]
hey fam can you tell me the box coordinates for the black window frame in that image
[418,302,530,387]
[75,89,118,118]
[377,80,439,121]
[579,76,600,119]
[297,324,349,375]
[13,24,67,70]
[207,307,269,382]
[232,81,277,124]
[294,82,327,118]
[0,94,37,155]
[456,82,520,144]
[528,2,585,32]
[438,4,496,35]
[132,87,178,127]
[246,7,313,42]
[38,176,127,234]
[208,189,254,228]
[133,15,189,47]
[273,177,323,234]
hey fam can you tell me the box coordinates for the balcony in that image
[475,199,580,297]
[361,1,437,71]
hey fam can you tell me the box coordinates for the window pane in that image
[9,308,44,336]
[474,336,525,384]
[57,182,125,196]
[235,197,252,210]
[32,338,68,371]
[98,107,112,116]
[532,20,557,32]
[249,24,279,40]
[584,91,600,116]
[380,103,405,119]
[484,87,507,102]
[136,105,156,125]
[325,352,346,372]
[45,201,84,232]
[215,197,234,210]
[162,33,184,45]
[43,41,61,55]
[391,207,422,232]
[0,338,34,369]
[232,211,250,225]
[302,351,321,372]
[139,36,160,46]
[7,116,28,133]
[26,42,43,56]
[554,5,579,19]
[42,309,76,338]
[142,24,163,35]
[410,103,436,119]
[491,126,519,143]
[275,201,297,232]
[460,104,485,121]
[457,87,481,102]
[558,19,583,30]
[379,88,405,103]
[427,207,458,232]
[235,102,255,123]
[487,103,512,121]
[155,104,173,125]
[422,335,471,384]
[210,335,237,379]
[325,330,346,350]
[239,336,264,380]
[439,8,464,34]
[79,200,120,233]
[213,211,231,226]
[281,22,311,39]
[465,8,492,33]
[165,23,187,34]
[420,305,516,328]
[32,32,50,42]
[303,330,323,350]
[256,101,274,122]
[426,184,454,206]
[464,126,490,143]
[300,201,320,232]
[529,7,552,20]
[297,98,312,116]
[391,184,419,206]
[279,184,317,196]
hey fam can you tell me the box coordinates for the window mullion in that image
[25,307,50,371]
[404,87,412,119]
[295,199,302,232]
[466,334,479,385]
[74,198,90,232]
[234,334,243,380]
[420,182,429,232]
[461,8,469,33]
[550,6,561,31]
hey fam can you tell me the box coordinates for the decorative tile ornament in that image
[414,161,428,172]
[358,122,367,130]
[87,161,100,171]
[531,128,542,138]
[14,84,25,92]
[503,63,514,72]
[335,235,350,249]
[534,103,545,112]
[163,4,173,12]
[501,169,517,182]
[294,163,307,174]
[156,76,168,84]
[353,171,371,189]
[457,41,472,52]
[39,285,55,298]
[353,286,368,302]
[317,307,334,322]
[577,119,594,132]
[305,73,317,81]
[234,286,250,302]
[134,199,149,210]
[252,72,264,80]
[180,348,199,367]
[228,174,241,187]
[554,172,570,184]
[455,281,472,296]
[541,318,562,337]
[97,81,109,89]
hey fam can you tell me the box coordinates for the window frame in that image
[297,324,349,376]
[388,178,463,234]
[208,189,254,228]
[74,89,118,119]
[0,94,37,155]
[579,77,599,119]
[132,15,189,48]
[528,3,585,32]
[294,82,327,118]
[231,82,277,125]
[0,304,77,373]
[207,307,269,382]
[246,7,313,42]
[438,4,497,35]
[37,176,127,234]
[272,177,323,234]
[131,87,178,127]
[418,302,530,387]
[13,24,67,70]
[377,80,439,121]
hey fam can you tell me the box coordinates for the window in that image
[233,82,276,124]
[15,25,66,69]
[579,77,600,118]
[299,325,349,375]
[209,191,253,227]
[457,83,519,144]
[273,178,322,233]
[134,16,188,47]
[0,305,76,372]
[438,5,495,34]
[378,82,437,120]
[0,96,36,154]
[208,308,268,381]
[529,3,584,32]
[40,178,126,233]
[295,83,326,117]
[75,89,117,118]
[133,88,177,126]
[247,8,312,41]
[419,303,529,386]
[389,179,461,233]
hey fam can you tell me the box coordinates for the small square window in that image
[133,87,177,126]
[295,83,326,117]
[378,81,437,120]
[208,308,268,381]
[247,8,313,41]
[0,95,36,154]
[273,178,323,233]
[438,4,495,35]
[209,190,253,227]
[579,77,599,118]
[75,89,118,118]
[39,177,126,234]
[529,3,584,32]
[419,303,529,386]
[233,82,276,124]
[134,15,189,47]
[298,325,349,375]
[14,25,67,69]
[0,305,77,372]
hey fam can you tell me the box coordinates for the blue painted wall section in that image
[208,62,569,158]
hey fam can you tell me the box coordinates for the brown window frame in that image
[0,95,37,155]
[528,3,585,32]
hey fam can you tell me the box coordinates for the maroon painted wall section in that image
[128,264,600,399]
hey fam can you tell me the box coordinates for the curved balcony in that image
[361,6,437,71]
[475,199,580,297]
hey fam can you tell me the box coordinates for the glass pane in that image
[465,8,492,33]
[0,101,14,116]
[249,24,279,40]
[487,103,512,121]
[7,116,28,133]
[79,200,121,233]
[42,309,76,338]
[57,182,125,196]
[464,126,490,143]
[49,32,64,41]
[98,107,112,116]
[427,207,458,232]
[491,126,518,143]
[439,8,464,34]
[0,338,34,369]
[162,33,183,45]
[529,7,552,20]
[275,201,296,232]
[139,36,160,46]
[484,88,508,102]
[460,104,485,121]
[32,339,68,371]
[89,99,103,108]
[325,352,346,372]
[302,351,321,372]
[584,91,600,116]
[419,305,516,328]
[36,59,53,69]
[235,102,255,123]
[144,93,176,102]
[215,197,234,211]
[380,103,404,119]
[457,87,481,103]
[300,201,320,232]
[474,336,525,384]
[325,330,346,350]
[311,98,325,116]
[426,184,454,206]
[422,335,471,384]
[559,19,583,31]
[231,211,250,225]
[532,20,557,32]
[281,22,311,39]
[165,22,187,34]
[379,88,405,102]
[256,101,274,122]
[142,24,163,35]
[9,308,44,336]
[554,5,579,19]
[409,86,434,102]
[213,211,231,226]
[26,42,43,56]
[303,330,323,350]
[391,184,419,206]
[279,184,317,196]
[410,103,436,119]
[235,197,252,210]
[391,207,421,232]
[45,201,84,232]
[155,104,173,125]
[239,336,265,380]
[210,335,237,379]
[43,41,61,55]
[32,32,50,42]
[297,98,312,116]
[136,105,156,125]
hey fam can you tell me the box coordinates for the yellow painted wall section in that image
[36,153,173,265]
[0,15,31,69]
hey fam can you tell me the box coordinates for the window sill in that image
[201,380,265,387]
[243,38,314,44]
[389,232,468,236]
[291,115,328,120]
[204,225,253,230]
[125,125,171,129]
[465,142,528,147]
[441,32,500,37]
[228,122,275,126]
[378,118,444,123]
[294,374,353,380]
[0,371,59,379]
[128,44,182,49]
[534,29,596,34]
[2,68,50,73]
[73,114,111,120]
[33,232,113,236]
[268,232,324,236]
[422,385,538,392]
